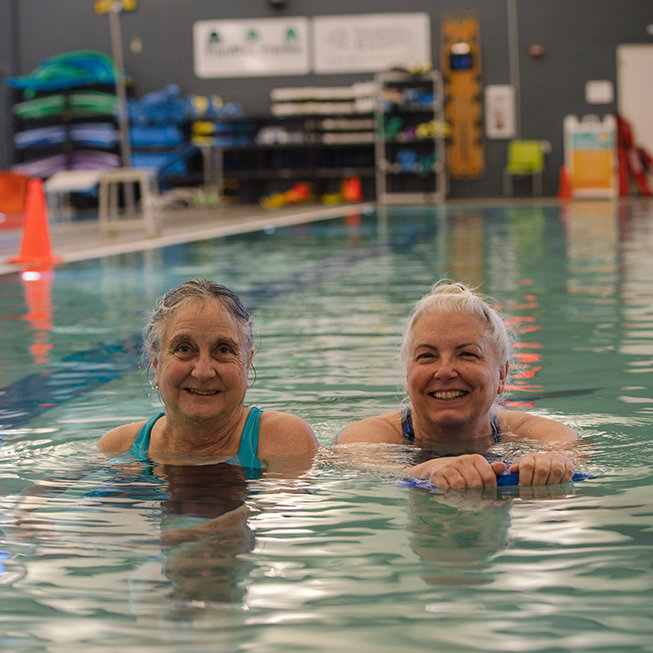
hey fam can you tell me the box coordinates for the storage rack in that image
[196,82,377,204]
[374,70,447,204]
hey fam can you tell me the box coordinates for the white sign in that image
[485,85,516,139]
[193,17,310,78]
[312,13,431,74]
[585,80,614,105]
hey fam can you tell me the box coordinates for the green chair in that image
[503,140,545,195]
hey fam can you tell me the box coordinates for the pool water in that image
[1,200,653,652]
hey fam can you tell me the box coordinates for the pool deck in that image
[0,200,375,276]
[0,194,577,276]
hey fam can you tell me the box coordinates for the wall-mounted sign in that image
[193,17,310,78]
[485,85,516,139]
[585,80,614,105]
[312,13,431,74]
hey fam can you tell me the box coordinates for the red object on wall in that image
[617,114,652,196]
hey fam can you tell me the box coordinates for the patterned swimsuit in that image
[400,406,502,444]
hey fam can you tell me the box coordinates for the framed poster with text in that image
[312,13,431,74]
[193,17,310,78]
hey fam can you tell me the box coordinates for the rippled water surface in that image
[1,201,652,652]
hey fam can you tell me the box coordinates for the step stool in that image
[45,170,103,221]
[98,167,158,237]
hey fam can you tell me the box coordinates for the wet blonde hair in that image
[399,280,512,370]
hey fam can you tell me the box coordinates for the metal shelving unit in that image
[374,70,447,205]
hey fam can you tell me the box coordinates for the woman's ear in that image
[497,361,509,394]
[151,354,159,385]
[245,348,256,388]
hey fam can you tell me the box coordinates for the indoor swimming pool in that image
[1,200,652,652]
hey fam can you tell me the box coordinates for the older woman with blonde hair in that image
[337,280,579,488]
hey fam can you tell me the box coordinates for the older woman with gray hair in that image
[337,280,578,489]
[99,279,318,470]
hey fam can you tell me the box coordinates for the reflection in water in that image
[140,462,254,612]
[620,201,653,378]
[20,268,54,365]
[407,481,579,588]
[507,205,546,263]
[8,460,255,619]
[345,211,363,247]
[160,504,252,613]
[407,489,512,586]
[562,200,618,297]
[449,212,485,286]
[499,279,544,409]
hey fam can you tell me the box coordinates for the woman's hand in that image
[509,452,575,485]
[406,454,507,489]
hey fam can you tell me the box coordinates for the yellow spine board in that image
[441,13,485,179]
[95,0,137,14]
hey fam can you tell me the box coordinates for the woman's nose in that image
[192,353,217,379]
[434,356,457,379]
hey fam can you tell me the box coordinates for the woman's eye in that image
[175,343,193,354]
[415,352,434,361]
[461,351,479,359]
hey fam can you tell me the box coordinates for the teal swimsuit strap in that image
[127,408,263,468]
[231,406,262,468]
[129,412,165,461]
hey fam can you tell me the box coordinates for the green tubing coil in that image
[6,49,121,96]
[13,92,120,120]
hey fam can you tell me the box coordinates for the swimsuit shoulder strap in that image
[129,412,165,461]
[401,406,415,443]
[490,414,502,443]
[234,406,263,468]
[128,410,263,468]
[401,407,501,445]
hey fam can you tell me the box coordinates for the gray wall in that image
[0,0,17,172]
[2,0,651,197]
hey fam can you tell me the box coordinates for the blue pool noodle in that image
[399,471,594,490]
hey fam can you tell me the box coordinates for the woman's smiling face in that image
[152,299,252,424]
[406,311,507,438]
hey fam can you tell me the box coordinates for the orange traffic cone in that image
[8,178,63,267]
[557,166,572,200]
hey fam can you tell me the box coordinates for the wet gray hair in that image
[399,280,512,370]
[143,279,255,362]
